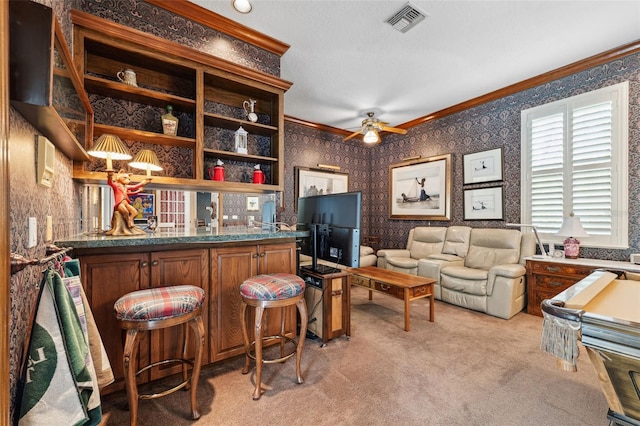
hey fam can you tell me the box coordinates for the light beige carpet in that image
[101,286,609,425]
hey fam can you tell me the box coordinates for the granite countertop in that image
[56,227,308,249]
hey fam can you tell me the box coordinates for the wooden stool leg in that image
[279,306,286,358]
[295,298,308,384]
[240,301,251,375]
[188,315,205,420]
[181,322,190,390]
[123,328,142,426]
[253,306,265,400]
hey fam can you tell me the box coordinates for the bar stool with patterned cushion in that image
[240,273,308,400]
[114,285,205,426]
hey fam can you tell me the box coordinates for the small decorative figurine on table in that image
[105,169,151,236]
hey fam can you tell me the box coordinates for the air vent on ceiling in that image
[385,2,427,33]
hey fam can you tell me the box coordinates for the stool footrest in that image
[246,335,298,364]
[137,358,194,400]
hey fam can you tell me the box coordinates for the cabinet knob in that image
[260,253,266,257]
[331,290,342,297]
[252,254,259,258]
[141,261,149,268]
[151,260,159,266]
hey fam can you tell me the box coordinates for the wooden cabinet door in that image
[80,252,150,392]
[149,249,209,379]
[209,245,259,362]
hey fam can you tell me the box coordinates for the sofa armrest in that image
[489,264,526,279]
[487,263,526,294]
[376,249,410,268]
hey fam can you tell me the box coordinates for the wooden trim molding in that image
[70,10,293,91]
[401,39,640,128]
[145,0,290,56]
[285,115,352,137]
[1,2,11,424]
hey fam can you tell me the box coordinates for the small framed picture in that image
[463,147,503,185]
[246,196,259,211]
[463,186,504,220]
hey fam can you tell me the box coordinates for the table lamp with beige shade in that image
[556,213,589,259]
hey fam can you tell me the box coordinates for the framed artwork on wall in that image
[463,147,503,184]
[463,186,504,220]
[389,154,452,220]
[294,166,349,211]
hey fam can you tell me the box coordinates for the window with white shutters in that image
[521,82,628,249]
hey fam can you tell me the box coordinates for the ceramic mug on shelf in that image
[117,69,138,87]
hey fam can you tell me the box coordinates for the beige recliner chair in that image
[439,228,534,319]
[376,227,448,274]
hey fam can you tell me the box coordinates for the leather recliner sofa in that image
[377,226,535,319]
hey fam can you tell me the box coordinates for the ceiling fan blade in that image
[380,125,408,135]
[343,130,362,141]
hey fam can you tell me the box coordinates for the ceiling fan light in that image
[232,0,252,13]
[363,129,379,143]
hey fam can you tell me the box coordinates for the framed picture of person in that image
[389,154,452,220]
[130,192,155,223]
[463,147,503,185]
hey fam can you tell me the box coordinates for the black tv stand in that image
[302,264,341,275]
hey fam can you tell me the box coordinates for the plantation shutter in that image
[521,81,628,249]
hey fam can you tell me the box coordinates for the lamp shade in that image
[556,214,589,238]
[363,129,379,144]
[88,134,131,170]
[129,149,163,176]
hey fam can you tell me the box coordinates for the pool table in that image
[541,270,640,426]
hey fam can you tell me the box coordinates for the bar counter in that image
[56,228,307,250]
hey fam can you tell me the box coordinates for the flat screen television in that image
[297,191,361,274]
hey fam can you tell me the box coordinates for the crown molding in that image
[145,0,289,56]
[401,38,640,128]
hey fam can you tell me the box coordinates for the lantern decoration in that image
[234,126,248,154]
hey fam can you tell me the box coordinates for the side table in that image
[525,256,640,316]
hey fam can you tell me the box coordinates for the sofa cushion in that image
[440,266,489,296]
[441,226,471,257]
[464,229,521,270]
[386,256,419,269]
[409,227,447,259]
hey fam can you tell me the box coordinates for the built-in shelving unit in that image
[71,10,291,193]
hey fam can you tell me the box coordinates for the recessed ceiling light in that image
[232,0,252,14]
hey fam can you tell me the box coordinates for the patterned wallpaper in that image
[365,53,640,260]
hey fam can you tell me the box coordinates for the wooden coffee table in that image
[348,266,435,331]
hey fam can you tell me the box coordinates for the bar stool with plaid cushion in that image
[114,285,205,426]
[240,273,308,400]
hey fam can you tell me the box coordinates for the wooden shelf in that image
[85,75,196,111]
[203,148,277,164]
[93,123,196,149]
[203,112,277,136]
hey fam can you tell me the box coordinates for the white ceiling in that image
[190,0,640,133]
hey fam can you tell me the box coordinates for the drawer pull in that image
[379,284,390,291]
[546,267,561,273]
[331,290,342,297]
[549,281,564,287]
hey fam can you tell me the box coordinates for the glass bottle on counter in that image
[161,105,178,136]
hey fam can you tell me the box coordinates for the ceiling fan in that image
[343,112,408,143]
